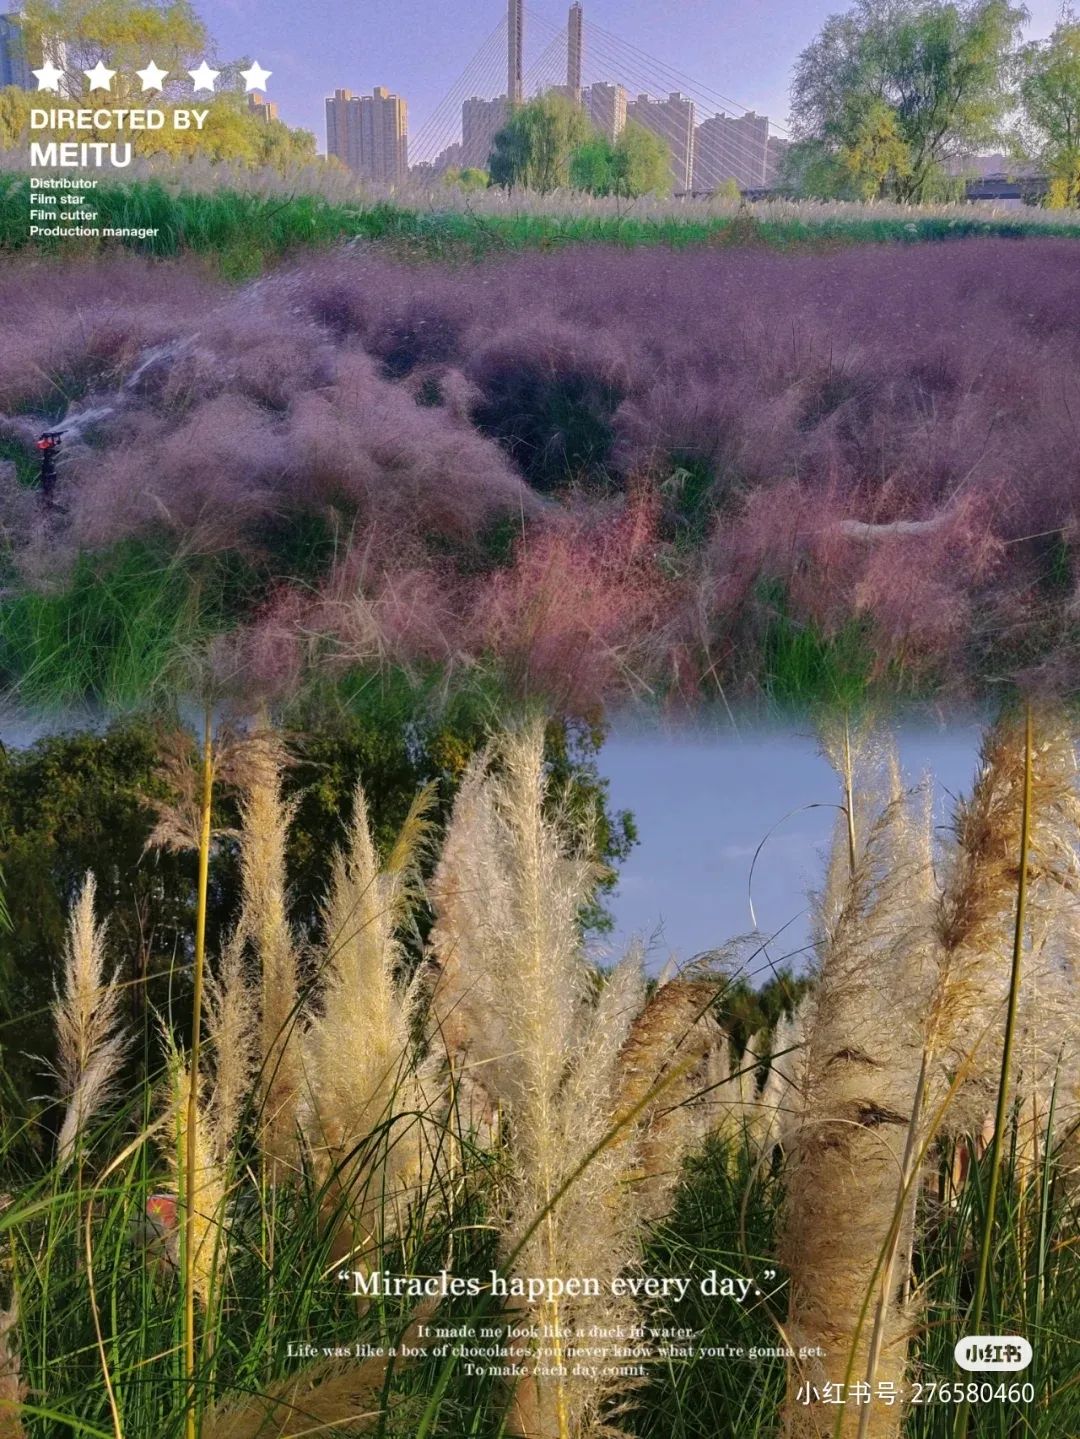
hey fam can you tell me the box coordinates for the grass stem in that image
[184,709,214,1439]
[953,704,1033,1439]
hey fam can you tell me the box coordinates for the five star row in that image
[31,60,272,94]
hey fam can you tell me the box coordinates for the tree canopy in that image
[789,0,1026,201]
[21,0,207,99]
[570,120,671,197]
[1,1,317,168]
[1017,15,1080,207]
[489,93,594,192]
[490,96,671,197]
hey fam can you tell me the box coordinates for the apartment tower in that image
[0,12,31,87]
[693,110,770,191]
[462,94,509,169]
[626,91,695,191]
[584,81,627,141]
[325,86,408,184]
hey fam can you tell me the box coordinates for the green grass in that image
[4,1092,1076,1438]
[0,541,229,709]
[4,173,1080,276]
[752,580,912,712]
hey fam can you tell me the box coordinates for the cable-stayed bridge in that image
[408,1,790,194]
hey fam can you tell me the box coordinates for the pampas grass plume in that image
[52,874,127,1167]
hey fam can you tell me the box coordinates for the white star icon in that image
[137,60,169,91]
[188,61,219,92]
[32,60,64,91]
[240,60,272,92]
[84,60,116,91]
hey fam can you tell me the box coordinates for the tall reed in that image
[780,751,935,1439]
[51,874,127,1169]
[430,726,649,1439]
[233,721,302,1177]
[161,1043,228,1310]
[301,777,438,1266]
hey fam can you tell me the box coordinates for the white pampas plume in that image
[430,723,652,1439]
[233,722,303,1176]
[780,749,935,1439]
[301,777,439,1266]
[52,874,128,1167]
[617,975,727,1215]
[205,926,258,1163]
[160,1041,229,1308]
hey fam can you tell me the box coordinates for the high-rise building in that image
[325,86,408,184]
[626,91,695,191]
[247,91,279,124]
[0,12,31,88]
[584,82,627,142]
[428,141,465,175]
[567,2,582,106]
[462,94,509,169]
[766,134,789,187]
[693,110,770,191]
[508,0,523,107]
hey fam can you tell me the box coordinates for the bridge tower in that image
[508,0,523,106]
[567,3,583,105]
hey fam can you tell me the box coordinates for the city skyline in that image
[2,0,1071,172]
[187,0,1068,154]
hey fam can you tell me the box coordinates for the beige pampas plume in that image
[149,719,302,1174]
[205,926,258,1164]
[52,874,128,1168]
[160,1041,229,1308]
[430,723,650,1439]
[758,1004,809,1154]
[617,975,727,1216]
[200,1305,433,1439]
[1006,894,1080,1193]
[199,1356,388,1439]
[301,776,439,1267]
[0,1293,25,1439]
[233,721,304,1177]
[933,712,1080,1121]
[780,749,935,1439]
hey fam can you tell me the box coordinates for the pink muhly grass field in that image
[1,238,1078,710]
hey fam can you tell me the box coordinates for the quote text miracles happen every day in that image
[338,1268,780,1305]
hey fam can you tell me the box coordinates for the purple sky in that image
[197,0,1068,154]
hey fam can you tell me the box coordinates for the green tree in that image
[611,120,670,196]
[790,0,1026,201]
[21,0,207,102]
[489,93,592,192]
[442,165,489,191]
[839,95,914,197]
[568,132,614,193]
[8,2,316,170]
[0,715,635,1104]
[775,137,850,197]
[711,177,742,202]
[1017,15,1080,207]
[569,121,670,197]
[0,86,31,150]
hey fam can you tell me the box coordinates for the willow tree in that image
[1017,18,1080,207]
[790,0,1025,201]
